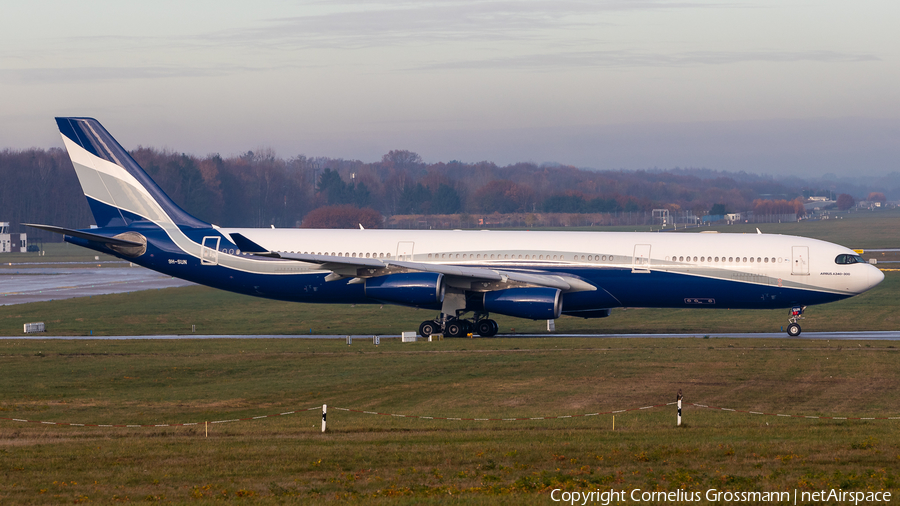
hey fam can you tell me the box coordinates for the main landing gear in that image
[786,305,806,337]
[419,312,499,338]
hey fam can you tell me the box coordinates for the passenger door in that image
[791,246,809,275]
[201,236,220,266]
[397,241,415,261]
[632,244,651,273]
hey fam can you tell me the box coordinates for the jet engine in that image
[364,272,445,307]
[480,287,562,320]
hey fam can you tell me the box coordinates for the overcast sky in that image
[1,0,897,176]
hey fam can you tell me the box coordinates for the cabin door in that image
[791,246,809,275]
[632,244,651,273]
[201,236,220,266]
[396,241,415,261]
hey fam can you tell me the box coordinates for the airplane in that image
[26,117,884,338]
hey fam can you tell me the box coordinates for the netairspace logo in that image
[549,488,892,505]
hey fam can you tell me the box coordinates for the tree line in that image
[0,146,883,238]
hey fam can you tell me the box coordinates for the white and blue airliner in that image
[27,118,884,337]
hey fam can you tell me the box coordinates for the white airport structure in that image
[0,222,27,253]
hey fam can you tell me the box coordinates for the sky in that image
[1,0,898,176]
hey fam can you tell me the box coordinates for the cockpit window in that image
[835,254,866,265]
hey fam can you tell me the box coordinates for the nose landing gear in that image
[786,305,806,337]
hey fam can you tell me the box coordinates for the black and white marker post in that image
[322,404,327,433]
[676,389,683,427]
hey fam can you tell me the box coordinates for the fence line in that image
[691,403,900,421]
[1,401,897,429]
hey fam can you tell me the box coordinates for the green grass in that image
[0,338,898,503]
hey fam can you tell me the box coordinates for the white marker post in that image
[373,335,380,346]
[322,404,327,433]
[676,389,683,427]
[346,335,352,346]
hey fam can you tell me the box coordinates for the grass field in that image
[1,213,899,503]
[1,337,898,504]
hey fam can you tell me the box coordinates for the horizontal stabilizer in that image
[22,223,144,247]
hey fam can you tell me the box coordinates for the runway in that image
[12,331,900,340]
[0,264,195,305]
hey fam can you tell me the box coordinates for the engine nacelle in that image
[482,287,562,320]
[364,272,445,307]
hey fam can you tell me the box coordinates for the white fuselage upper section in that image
[220,228,883,297]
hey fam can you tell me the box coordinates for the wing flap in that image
[386,260,503,281]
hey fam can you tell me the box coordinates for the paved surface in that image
[10,332,900,340]
[0,265,194,305]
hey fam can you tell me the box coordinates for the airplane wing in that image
[229,232,594,292]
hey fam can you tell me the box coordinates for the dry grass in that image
[0,338,898,503]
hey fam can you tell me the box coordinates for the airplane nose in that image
[868,265,885,291]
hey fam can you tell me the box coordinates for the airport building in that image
[0,222,27,253]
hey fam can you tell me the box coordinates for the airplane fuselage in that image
[68,226,880,312]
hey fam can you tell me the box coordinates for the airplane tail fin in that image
[55,117,210,230]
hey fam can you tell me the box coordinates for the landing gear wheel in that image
[445,320,466,338]
[787,323,801,337]
[489,319,499,335]
[476,319,497,337]
[419,320,439,337]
